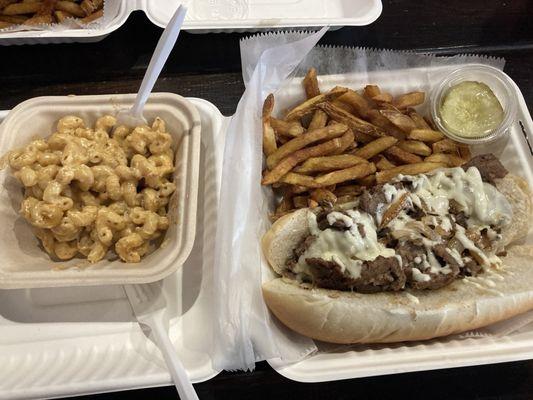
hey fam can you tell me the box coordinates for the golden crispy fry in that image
[262,94,277,156]
[310,188,337,207]
[374,155,396,171]
[314,162,376,186]
[293,195,309,209]
[425,153,466,167]
[80,8,102,23]
[407,109,432,130]
[25,13,52,24]
[285,87,348,121]
[333,184,364,197]
[3,2,40,14]
[266,123,347,169]
[372,92,393,103]
[271,118,304,138]
[294,154,366,174]
[0,0,17,9]
[330,129,355,155]
[279,173,321,188]
[458,144,471,160]
[364,85,381,98]
[337,89,371,118]
[80,0,102,16]
[54,9,73,22]
[354,136,398,160]
[308,109,328,130]
[308,199,319,208]
[356,174,377,187]
[380,109,417,133]
[0,15,27,23]
[365,109,405,139]
[376,162,447,184]
[318,102,384,138]
[384,146,423,164]
[0,21,13,28]
[55,0,84,17]
[331,99,354,113]
[398,140,432,156]
[408,129,445,142]
[303,68,320,99]
[432,138,458,154]
[262,130,353,185]
[394,92,425,109]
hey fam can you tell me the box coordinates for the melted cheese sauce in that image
[294,167,513,285]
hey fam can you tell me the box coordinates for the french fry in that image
[364,85,381,98]
[408,129,445,142]
[398,140,432,156]
[354,136,398,160]
[271,118,304,138]
[394,92,425,109]
[25,13,52,24]
[310,188,337,207]
[331,99,354,113]
[330,128,355,155]
[366,109,406,139]
[293,195,309,209]
[458,144,471,160]
[3,2,41,14]
[0,15,28,23]
[407,109,432,130]
[380,193,409,228]
[54,9,73,22]
[318,101,384,138]
[80,0,102,16]
[279,173,321,188]
[384,146,423,164]
[308,199,319,208]
[333,184,364,197]
[266,123,347,169]
[376,162,447,184]
[355,173,377,187]
[380,109,417,133]
[374,155,396,171]
[80,8,102,23]
[337,89,372,118]
[308,109,328,130]
[262,94,277,156]
[262,130,353,185]
[55,0,84,17]
[425,153,466,167]
[314,162,376,186]
[285,87,348,121]
[0,0,18,9]
[0,21,13,28]
[372,92,393,103]
[294,154,366,174]
[303,68,320,99]
[432,138,458,154]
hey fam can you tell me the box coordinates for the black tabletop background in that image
[2,0,533,399]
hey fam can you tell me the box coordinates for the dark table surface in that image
[2,1,533,399]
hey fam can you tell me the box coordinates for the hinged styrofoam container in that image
[0,97,228,399]
[0,93,201,289]
[0,0,383,45]
[267,65,533,382]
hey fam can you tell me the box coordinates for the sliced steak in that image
[462,154,508,183]
[461,259,483,276]
[305,257,358,290]
[359,183,404,217]
[407,243,460,290]
[396,241,425,266]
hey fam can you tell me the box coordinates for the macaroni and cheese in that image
[8,115,176,263]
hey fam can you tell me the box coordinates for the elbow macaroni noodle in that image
[7,115,177,263]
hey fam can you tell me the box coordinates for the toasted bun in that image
[262,174,533,344]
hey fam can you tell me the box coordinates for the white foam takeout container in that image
[0,0,383,45]
[0,97,227,399]
[268,65,533,382]
[0,93,201,289]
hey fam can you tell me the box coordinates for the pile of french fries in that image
[0,0,103,28]
[262,68,472,221]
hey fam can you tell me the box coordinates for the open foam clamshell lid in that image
[0,0,383,45]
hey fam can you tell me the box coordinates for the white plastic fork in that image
[116,4,187,127]
[124,282,199,400]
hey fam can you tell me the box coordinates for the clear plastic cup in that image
[431,64,517,145]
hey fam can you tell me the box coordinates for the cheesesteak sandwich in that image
[262,154,533,343]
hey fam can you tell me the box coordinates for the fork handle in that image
[150,316,200,400]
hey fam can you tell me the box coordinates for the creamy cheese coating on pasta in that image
[8,115,176,263]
